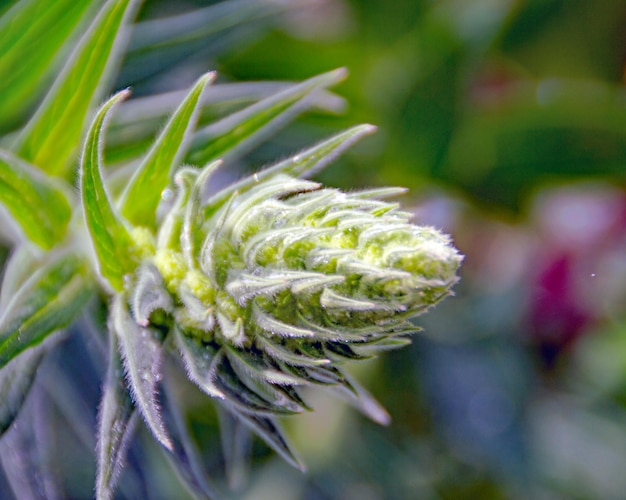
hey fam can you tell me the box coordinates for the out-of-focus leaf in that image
[96,332,138,500]
[329,374,391,426]
[14,0,139,177]
[0,245,39,311]
[187,68,348,166]
[121,0,303,85]
[111,295,172,451]
[0,254,90,370]
[0,149,71,249]
[105,82,345,166]
[0,387,61,500]
[130,0,297,51]
[161,378,219,500]
[234,409,305,471]
[203,124,376,220]
[119,72,214,229]
[0,342,46,436]
[217,406,251,490]
[80,90,136,292]
[0,0,95,131]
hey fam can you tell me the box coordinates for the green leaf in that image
[0,342,47,436]
[14,0,140,177]
[187,68,348,166]
[111,295,172,451]
[161,380,219,500]
[119,72,215,229]
[0,254,91,370]
[80,89,136,292]
[232,409,304,471]
[0,149,72,249]
[203,124,376,219]
[104,81,344,166]
[0,0,95,131]
[217,406,251,490]
[0,245,39,310]
[96,332,139,500]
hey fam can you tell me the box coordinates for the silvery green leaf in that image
[14,0,140,177]
[119,72,214,229]
[0,0,94,129]
[0,386,61,500]
[80,89,136,292]
[160,379,218,500]
[319,288,376,312]
[213,349,296,415]
[217,406,251,491]
[156,167,198,252]
[96,332,139,500]
[0,341,46,436]
[131,262,174,327]
[111,295,172,451]
[174,326,225,400]
[233,410,304,471]
[203,124,377,217]
[328,374,391,426]
[188,68,348,166]
[130,0,295,50]
[256,335,331,367]
[323,342,371,362]
[0,244,39,311]
[0,254,90,369]
[226,345,309,387]
[0,150,71,249]
[224,349,310,413]
[182,160,221,268]
[252,303,315,338]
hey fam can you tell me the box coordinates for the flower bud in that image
[140,166,462,417]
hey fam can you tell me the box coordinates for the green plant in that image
[0,0,461,498]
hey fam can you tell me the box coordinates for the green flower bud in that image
[136,163,462,420]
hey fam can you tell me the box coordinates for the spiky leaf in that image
[80,89,136,292]
[14,0,139,176]
[119,72,214,229]
[203,124,377,219]
[111,295,172,450]
[96,333,139,500]
[188,68,348,166]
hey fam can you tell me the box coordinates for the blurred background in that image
[3,0,626,498]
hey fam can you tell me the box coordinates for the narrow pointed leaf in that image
[112,295,172,451]
[0,245,39,311]
[14,0,139,176]
[234,410,305,471]
[217,406,251,490]
[204,124,376,218]
[174,326,225,400]
[330,374,391,426]
[119,72,215,229]
[131,263,174,327]
[0,342,46,436]
[0,0,94,130]
[0,149,71,249]
[80,89,136,292]
[0,387,62,500]
[188,68,348,166]
[161,380,219,500]
[96,333,139,500]
[0,255,91,369]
